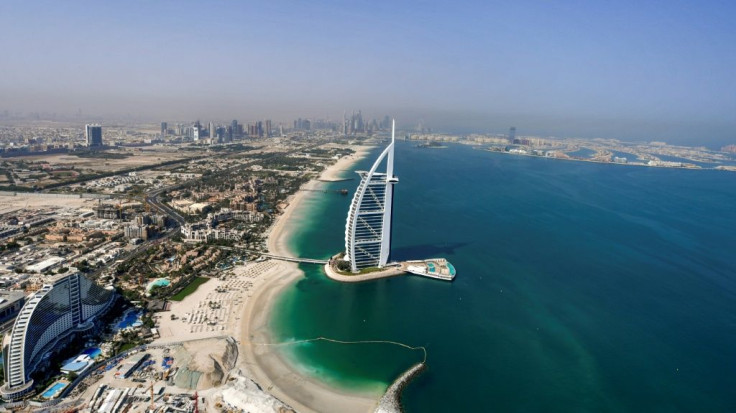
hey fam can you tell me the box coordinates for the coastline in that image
[323,259,406,283]
[238,146,382,413]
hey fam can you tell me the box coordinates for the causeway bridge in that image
[259,253,328,265]
[213,245,328,265]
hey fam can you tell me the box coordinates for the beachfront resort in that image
[0,118,409,412]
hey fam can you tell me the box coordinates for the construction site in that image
[62,336,272,413]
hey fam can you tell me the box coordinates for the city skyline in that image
[1,1,735,146]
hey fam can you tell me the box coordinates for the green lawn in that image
[170,277,210,301]
[333,265,385,276]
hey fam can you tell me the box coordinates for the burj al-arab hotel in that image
[344,120,399,272]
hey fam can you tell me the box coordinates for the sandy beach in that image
[148,146,378,411]
[238,145,384,412]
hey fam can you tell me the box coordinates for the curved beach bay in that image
[239,147,382,412]
[266,141,736,412]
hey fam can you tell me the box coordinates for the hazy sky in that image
[1,0,734,146]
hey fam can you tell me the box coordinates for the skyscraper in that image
[265,120,272,138]
[160,122,167,137]
[193,122,200,141]
[231,120,239,140]
[344,120,398,272]
[509,126,516,144]
[85,124,102,147]
[1,273,115,401]
[209,121,215,142]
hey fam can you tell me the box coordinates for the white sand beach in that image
[238,146,384,412]
[149,146,377,412]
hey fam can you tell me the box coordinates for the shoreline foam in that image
[238,145,383,413]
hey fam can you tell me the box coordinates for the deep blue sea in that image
[272,141,736,412]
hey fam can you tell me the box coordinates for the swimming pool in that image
[116,309,142,329]
[41,382,67,399]
[82,347,102,359]
[146,278,171,292]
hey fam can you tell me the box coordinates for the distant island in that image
[406,132,736,171]
[416,141,447,149]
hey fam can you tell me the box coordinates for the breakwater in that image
[375,362,426,413]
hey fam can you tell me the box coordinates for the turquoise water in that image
[272,142,736,411]
[42,382,67,399]
[147,278,170,292]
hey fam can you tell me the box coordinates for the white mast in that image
[387,119,395,177]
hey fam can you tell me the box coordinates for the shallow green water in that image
[271,142,736,412]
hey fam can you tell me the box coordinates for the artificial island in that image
[325,120,456,283]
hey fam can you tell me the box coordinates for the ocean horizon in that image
[271,141,736,411]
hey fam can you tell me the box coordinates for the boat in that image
[405,258,456,281]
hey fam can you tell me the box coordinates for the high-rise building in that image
[231,120,239,139]
[344,120,398,272]
[209,122,215,141]
[193,122,200,141]
[509,126,516,144]
[160,122,167,137]
[85,124,102,147]
[1,273,115,401]
[265,120,272,137]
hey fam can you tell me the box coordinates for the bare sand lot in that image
[0,193,97,214]
[19,149,199,173]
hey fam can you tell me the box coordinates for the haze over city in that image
[1,0,735,147]
[2,2,736,412]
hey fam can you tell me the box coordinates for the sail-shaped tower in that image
[344,120,398,272]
